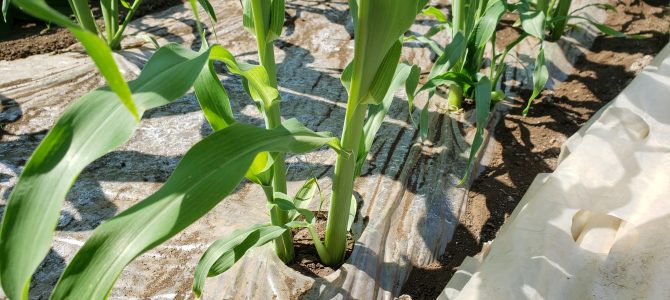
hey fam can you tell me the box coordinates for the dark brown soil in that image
[0,0,185,60]
[288,212,355,278]
[400,1,669,299]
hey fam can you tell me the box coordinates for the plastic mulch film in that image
[441,42,670,300]
[0,0,606,298]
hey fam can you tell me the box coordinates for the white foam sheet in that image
[444,42,670,300]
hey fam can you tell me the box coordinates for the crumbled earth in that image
[289,212,355,278]
[400,1,669,299]
[0,0,184,60]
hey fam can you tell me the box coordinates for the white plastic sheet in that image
[443,42,670,300]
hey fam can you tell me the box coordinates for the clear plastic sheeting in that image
[0,0,608,299]
[441,42,670,300]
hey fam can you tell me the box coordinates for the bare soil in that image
[0,0,184,60]
[400,1,669,299]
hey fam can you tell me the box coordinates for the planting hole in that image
[571,210,623,254]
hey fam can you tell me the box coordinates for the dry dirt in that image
[0,0,184,60]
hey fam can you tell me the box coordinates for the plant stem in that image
[322,0,371,265]
[452,0,466,36]
[535,0,549,13]
[323,103,365,265]
[68,0,99,35]
[262,185,293,262]
[111,0,119,38]
[549,0,572,41]
[109,0,143,50]
[251,0,294,263]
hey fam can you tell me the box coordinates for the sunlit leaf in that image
[523,46,548,115]
[427,32,466,79]
[197,0,217,22]
[458,76,492,185]
[12,0,139,120]
[348,0,421,105]
[0,44,211,300]
[520,9,546,39]
[193,224,286,297]
[50,119,339,298]
[422,6,447,23]
[356,63,420,176]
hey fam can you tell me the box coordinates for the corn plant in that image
[0,0,335,299]
[0,0,434,298]
[5,0,152,49]
[194,1,428,294]
[411,0,636,183]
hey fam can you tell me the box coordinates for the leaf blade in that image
[0,44,211,300]
[12,0,140,120]
[193,224,286,297]
[51,120,338,298]
[458,77,492,185]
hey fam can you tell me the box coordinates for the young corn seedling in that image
[413,0,635,183]
[241,0,296,263]
[4,0,161,49]
[193,3,427,295]
[321,0,427,265]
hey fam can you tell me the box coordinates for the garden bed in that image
[0,0,184,60]
[401,1,669,298]
[0,0,668,299]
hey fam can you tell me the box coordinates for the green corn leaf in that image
[194,44,279,128]
[341,61,353,92]
[471,0,505,48]
[365,40,403,104]
[404,34,444,56]
[12,0,140,120]
[583,19,627,38]
[209,45,279,108]
[427,32,466,79]
[424,24,448,38]
[193,224,287,297]
[464,0,505,76]
[348,195,357,232]
[193,60,237,131]
[458,76,492,185]
[197,0,217,22]
[422,6,447,23]
[523,46,548,115]
[520,9,546,39]
[419,99,430,141]
[245,151,275,186]
[420,71,474,92]
[272,193,315,223]
[2,0,9,21]
[348,0,421,106]
[50,119,339,298]
[242,0,255,34]
[290,177,319,220]
[0,44,211,300]
[405,64,421,114]
[267,0,285,42]
[243,0,281,41]
[356,63,420,176]
[100,0,115,40]
[120,0,131,9]
[416,0,429,12]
